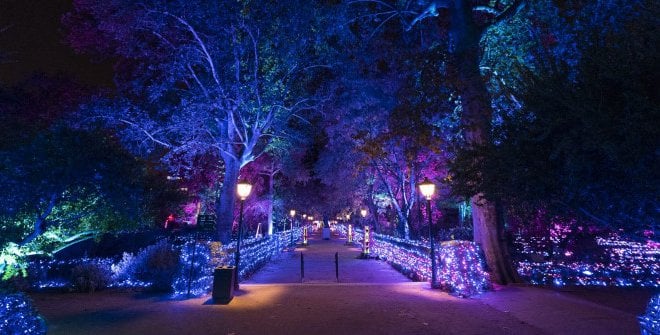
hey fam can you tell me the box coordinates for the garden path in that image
[244,228,411,284]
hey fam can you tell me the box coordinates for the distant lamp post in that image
[419,177,437,288]
[234,180,252,290]
[303,226,308,246]
[289,209,296,248]
[360,209,367,228]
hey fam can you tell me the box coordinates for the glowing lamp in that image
[290,209,296,217]
[236,180,253,200]
[418,178,435,200]
[360,209,367,218]
[346,214,350,220]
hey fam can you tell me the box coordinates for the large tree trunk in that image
[266,169,274,236]
[450,0,520,284]
[215,155,240,243]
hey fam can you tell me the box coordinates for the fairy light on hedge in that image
[338,224,489,297]
[438,240,490,297]
[516,234,659,287]
[0,293,46,335]
[639,293,660,334]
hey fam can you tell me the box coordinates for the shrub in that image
[70,262,112,293]
[0,292,47,334]
[111,252,137,283]
[133,240,180,292]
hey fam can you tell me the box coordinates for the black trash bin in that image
[212,266,235,304]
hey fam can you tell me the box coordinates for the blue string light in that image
[0,292,46,335]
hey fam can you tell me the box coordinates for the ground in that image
[30,231,655,335]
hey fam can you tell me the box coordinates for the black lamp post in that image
[234,180,252,290]
[419,177,437,288]
[289,209,296,248]
[360,209,367,228]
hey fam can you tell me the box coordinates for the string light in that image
[339,225,490,297]
[516,235,659,287]
[639,293,660,335]
[0,292,46,335]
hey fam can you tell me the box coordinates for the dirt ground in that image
[30,233,656,335]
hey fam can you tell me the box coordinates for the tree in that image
[452,0,659,237]
[64,0,326,243]
[0,126,176,280]
[347,0,524,283]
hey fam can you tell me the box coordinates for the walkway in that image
[30,230,652,335]
[245,229,410,284]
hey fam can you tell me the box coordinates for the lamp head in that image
[419,177,436,200]
[236,180,253,200]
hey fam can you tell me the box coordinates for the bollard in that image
[362,226,371,257]
[303,226,308,246]
[335,252,339,282]
[300,252,305,283]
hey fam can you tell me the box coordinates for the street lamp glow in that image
[419,178,436,200]
[236,180,253,200]
[360,209,367,218]
[290,209,296,217]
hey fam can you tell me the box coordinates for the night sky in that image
[0,0,112,86]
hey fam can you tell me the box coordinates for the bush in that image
[133,240,180,292]
[0,292,47,334]
[111,252,137,283]
[70,262,112,293]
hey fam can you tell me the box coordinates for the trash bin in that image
[212,266,235,304]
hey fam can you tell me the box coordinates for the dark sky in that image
[0,0,112,86]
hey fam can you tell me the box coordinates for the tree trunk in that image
[215,155,240,243]
[449,0,520,284]
[266,170,274,236]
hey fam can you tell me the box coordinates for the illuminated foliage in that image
[639,293,660,335]
[0,127,175,281]
[451,0,659,235]
[64,0,334,243]
[0,292,46,335]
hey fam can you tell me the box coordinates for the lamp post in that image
[234,180,252,290]
[360,209,367,228]
[419,177,437,288]
[289,209,296,248]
